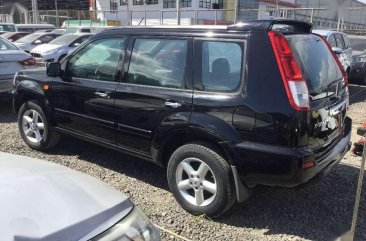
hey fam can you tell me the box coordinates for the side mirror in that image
[46,62,61,77]
[34,39,42,44]
[332,47,343,55]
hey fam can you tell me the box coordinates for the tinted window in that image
[335,34,345,49]
[200,41,243,92]
[127,38,187,89]
[39,35,57,44]
[343,35,349,49]
[67,38,124,82]
[287,34,343,96]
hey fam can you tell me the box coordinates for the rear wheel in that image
[167,143,236,217]
[18,101,60,151]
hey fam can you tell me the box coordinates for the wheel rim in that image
[21,109,45,143]
[176,158,217,207]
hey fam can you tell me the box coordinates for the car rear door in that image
[287,34,349,157]
[49,36,127,144]
[113,36,193,156]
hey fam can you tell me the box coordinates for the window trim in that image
[121,35,193,91]
[192,37,247,95]
[63,36,129,83]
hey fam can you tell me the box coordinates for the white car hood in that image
[0,152,133,241]
[31,44,63,54]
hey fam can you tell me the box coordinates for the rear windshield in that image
[286,34,343,96]
[15,33,42,43]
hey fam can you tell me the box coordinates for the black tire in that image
[58,54,67,62]
[167,143,236,217]
[18,101,60,151]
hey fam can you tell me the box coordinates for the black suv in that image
[13,20,352,217]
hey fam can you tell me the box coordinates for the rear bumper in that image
[232,117,352,188]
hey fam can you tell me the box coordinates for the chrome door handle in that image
[165,101,182,108]
[95,91,109,98]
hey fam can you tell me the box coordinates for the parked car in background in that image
[1,32,30,42]
[0,23,17,32]
[15,24,55,33]
[31,33,92,63]
[13,20,352,217]
[349,35,366,85]
[0,36,36,97]
[313,30,352,75]
[0,152,160,241]
[13,32,62,53]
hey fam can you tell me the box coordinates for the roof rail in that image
[228,19,313,33]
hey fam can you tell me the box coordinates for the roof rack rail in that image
[228,19,313,33]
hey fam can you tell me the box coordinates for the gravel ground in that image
[0,85,365,241]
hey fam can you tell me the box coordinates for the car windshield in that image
[15,33,42,43]
[287,34,343,96]
[0,24,16,32]
[49,34,80,45]
[0,37,18,50]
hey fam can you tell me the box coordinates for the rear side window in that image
[195,40,244,92]
[287,34,343,96]
[126,38,188,89]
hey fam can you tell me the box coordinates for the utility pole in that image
[176,0,180,25]
[55,0,59,27]
[32,0,38,24]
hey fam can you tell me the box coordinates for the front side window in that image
[335,34,345,49]
[328,35,336,48]
[67,38,124,82]
[198,40,243,92]
[127,38,187,89]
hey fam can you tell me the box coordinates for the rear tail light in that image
[268,31,310,112]
[19,57,36,66]
[316,34,348,86]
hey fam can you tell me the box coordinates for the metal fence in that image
[8,7,366,32]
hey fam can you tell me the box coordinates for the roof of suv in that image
[100,19,313,36]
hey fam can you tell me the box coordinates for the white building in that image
[93,0,237,25]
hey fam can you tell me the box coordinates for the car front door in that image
[114,36,193,157]
[49,36,127,144]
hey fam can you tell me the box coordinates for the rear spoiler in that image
[228,19,313,33]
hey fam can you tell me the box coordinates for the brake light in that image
[19,57,36,66]
[316,34,348,86]
[268,31,310,112]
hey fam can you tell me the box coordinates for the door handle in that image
[95,91,110,98]
[165,101,182,108]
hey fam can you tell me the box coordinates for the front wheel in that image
[167,143,236,217]
[18,101,60,151]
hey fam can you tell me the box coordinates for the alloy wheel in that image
[175,158,217,207]
[21,109,45,143]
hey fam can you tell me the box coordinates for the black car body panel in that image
[13,20,352,201]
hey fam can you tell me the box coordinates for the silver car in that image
[13,32,62,53]
[313,30,352,75]
[31,33,92,63]
[0,152,161,241]
[0,36,36,96]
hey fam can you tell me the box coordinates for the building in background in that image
[294,0,366,29]
[0,0,365,29]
